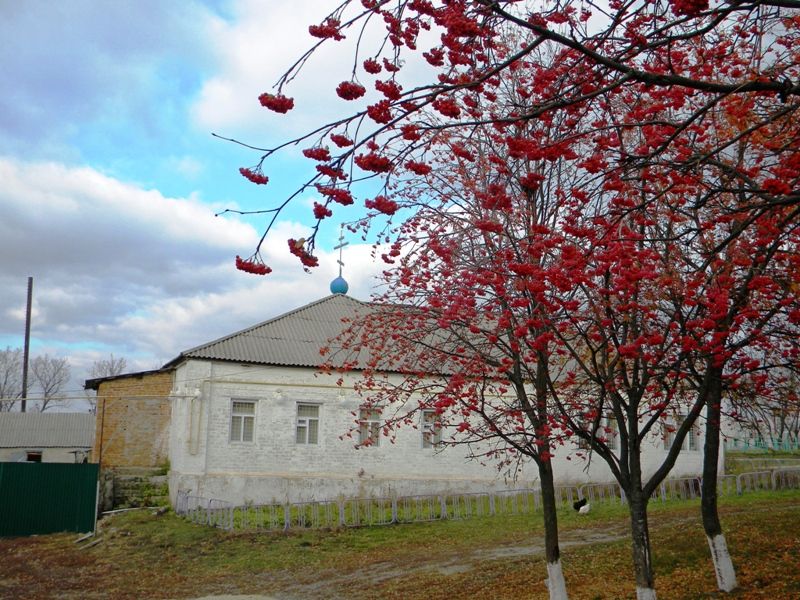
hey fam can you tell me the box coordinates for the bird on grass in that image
[573,497,591,514]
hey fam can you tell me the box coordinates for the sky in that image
[0,0,395,405]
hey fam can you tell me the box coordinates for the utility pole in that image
[21,276,32,413]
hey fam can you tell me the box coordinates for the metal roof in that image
[0,412,95,448]
[164,294,378,370]
[84,367,172,391]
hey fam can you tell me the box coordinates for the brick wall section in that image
[93,371,173,468]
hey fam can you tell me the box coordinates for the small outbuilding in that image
[0,412,95,463]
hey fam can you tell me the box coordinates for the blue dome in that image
[330,276,349,295]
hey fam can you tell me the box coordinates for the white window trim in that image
[664,414,700,452]
[296,403,321,445]
[606,414,620,451]
[421,409,442,449]
[229,398,257,444]
[358,408,381,447]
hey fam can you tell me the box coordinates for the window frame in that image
[606,413,620,451]
[229,399,257,444]
[296,403,321,445]
[421,409,442,449]
[358,408,381,447]
[664,414,700,452]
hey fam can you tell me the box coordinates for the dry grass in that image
[1,490,798,599]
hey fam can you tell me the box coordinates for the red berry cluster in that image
[450,143,475,162]
[235,255,272,275]
[309,18,344,40]
[401,124,422,141]
[519,172,544,190]
[432,97,461,118]
[330,133,354,147]
[313,202,333,219]
[316,164,347,180]
[367,100,393,124]
[336,81,367,100]
[239,167,268,185]
[382,58,400,73]
[258,93,294,113]
[375,79,402,101]
[363,58,382,74]
[405,160,432,175]
[317,185,354,205]
[355,152,393,173]
[303,147,331,161]
[474,219,503,234]
[670,0,708,16]
[288,238,319,268]
[365,195,399,215]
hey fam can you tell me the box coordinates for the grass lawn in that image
[1,490,798,599]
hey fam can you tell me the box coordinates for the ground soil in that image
[1,499,798,599]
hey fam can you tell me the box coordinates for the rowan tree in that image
[324,124,584,597]
[228,0,800,273]
[229,2,800,598]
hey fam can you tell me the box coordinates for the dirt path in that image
[223,523,631,600]
[188,504,799,600]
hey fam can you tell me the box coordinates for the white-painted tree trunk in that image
[636,586,657,600]
[707,534,737,592]
[545,559,569,600]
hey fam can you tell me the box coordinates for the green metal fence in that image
[0,462,99,537]
[724,437,800,452]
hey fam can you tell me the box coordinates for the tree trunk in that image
[539,459,568,600]
[701,370,737,592]
[628,490,657,600]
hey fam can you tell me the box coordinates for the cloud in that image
[0,0,219,159]
[0,157,385,386]
[191,0,438,140]
[0,0,402,398]
[0,157,252,344]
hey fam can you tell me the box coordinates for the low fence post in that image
[174,468,799,534]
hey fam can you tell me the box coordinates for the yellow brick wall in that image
[93,371,173,468]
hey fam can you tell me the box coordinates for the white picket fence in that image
[175,467,800,532]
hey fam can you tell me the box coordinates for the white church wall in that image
[168,359,705,505]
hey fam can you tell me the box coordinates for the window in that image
[421,410,442,449]
[296,404,320,444]
[358,408,381,446]
[664,415,700,451]
[664,416,679,450]
[26,451,42,463]
[687,420,700,451]
[230,400,256,443]
[574,417,592,450]
[606,414,620,451]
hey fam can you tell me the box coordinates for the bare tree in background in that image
[30,355,71,412]
[0,347,23,412]
[85,354,128,414]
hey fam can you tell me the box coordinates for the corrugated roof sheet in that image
[165,294,379,369]
[0,412,95,448]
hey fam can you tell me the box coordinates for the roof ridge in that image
[164,294,371,368]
